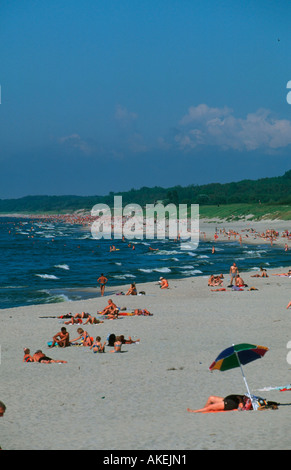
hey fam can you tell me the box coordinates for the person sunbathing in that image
[126,283,137,295]
[159,277,169,289]
[90,336,106,353]
[71,328,93,346]
[251,267,268,278]
[49,327,70,348]
[64,317,83,325]
[99,299,119,317]
[187,394,247,413]
[208,274,223,287]
[32,350,67,363]
[208,275,215,286]
[272,270,291,276]
[119,335,140,344]
[133,308,152,316]
[23,348,33,362]
[74,311,90,319]
[83,315,104,325]
[235,274,247,287]
[110,336,122,353]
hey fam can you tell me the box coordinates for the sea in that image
[0,216,290,310]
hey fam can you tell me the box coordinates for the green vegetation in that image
[0,170,291,220]
[199,204,291,221]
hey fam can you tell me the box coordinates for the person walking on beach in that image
[229,262,238,286]
[97,273,108,296]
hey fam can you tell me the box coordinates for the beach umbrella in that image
[209,343,269,410]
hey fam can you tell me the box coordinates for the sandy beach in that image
[200,218,291,249]
[1,218,291,451]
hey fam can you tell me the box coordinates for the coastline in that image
[199,218,291,248]
[1,264,291,450]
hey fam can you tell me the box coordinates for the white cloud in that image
[173,104,291,151]
[58,134,93,155]
[114,104,138,128]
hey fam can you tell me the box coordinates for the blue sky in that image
[0,0,291,198]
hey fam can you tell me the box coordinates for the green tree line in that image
[0,170,290,213]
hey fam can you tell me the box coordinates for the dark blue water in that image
[0,216,290,309]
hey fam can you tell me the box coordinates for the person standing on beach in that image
[229,262,238,286]
[97,273,108,296]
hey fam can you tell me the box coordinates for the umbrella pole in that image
[233,346,257,410]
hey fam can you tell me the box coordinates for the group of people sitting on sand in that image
[57,298,152,323]
[23,326,141,362]
[208,274,224,287]
[208,263,248,290]
[22,294,149,363]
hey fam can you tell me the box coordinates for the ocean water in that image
[0,216,290,310]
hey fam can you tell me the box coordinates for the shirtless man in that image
[99,299,119,317]
[235,274,245,287]
[50,327,70,348]
[97,273,108,296]
[32,350,67,363]
[229,262,238,286]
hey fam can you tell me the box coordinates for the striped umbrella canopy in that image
[209,343,269,372]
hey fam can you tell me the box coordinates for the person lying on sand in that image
[287,301,291,309]
[133,308,152,316]
[90,336,106,353]
[187,393,279,412]
[187,395,248,413]
[49,327,70,348]
[272,270,291,276]
[119,335,140,344]
[71,328,93,346]
[64,317,83,325]
[32,350,67,363]
[251,267,268,278]
[58,313,73,319]
[83,315,104,325]
[74,311,90,319]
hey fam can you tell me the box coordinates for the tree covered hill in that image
[0,170,290,214]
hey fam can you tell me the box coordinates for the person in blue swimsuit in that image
[97,274,108,296]
[90,336,105,353]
